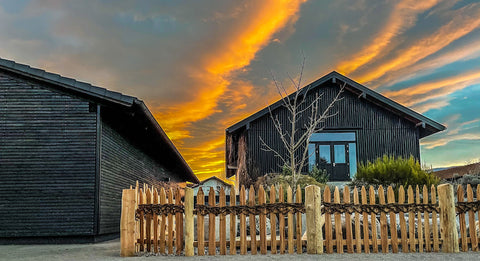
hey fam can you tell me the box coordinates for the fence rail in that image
[121,183,480,256]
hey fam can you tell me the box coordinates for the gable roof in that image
[192,176,234,188]
[0,57,199,183]
[227,71,445,138]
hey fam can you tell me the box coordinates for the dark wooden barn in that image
[0,58,199,243]
[226,71,445,185]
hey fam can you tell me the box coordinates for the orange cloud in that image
[337,0,440,74]
[354,2,480,84]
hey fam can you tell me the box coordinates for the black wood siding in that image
[245,82,420,179]
[98,119,179,234]
[0,72,96,237]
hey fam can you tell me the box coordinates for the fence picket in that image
[416,186,423,253]
[387,186,398,253]
[287,186,294,254]
[296,185,302,254]
[457,185,467,252]
[477,185,480,249]
[431,185,439,252]
[324,186,333,253]
[378,186,388,253]
[176,188,183,255]
[279,185,285,254]
[220,187,227,255]
[344,186,353,253]
[270,185,277,254]
[146,188,152,252]
[407,186,415,252]
[259,186,267,254]
[159,188,166,254]
[353,187,362,253]
[423,185,430,252]
[361,186,369,253]
[197,188,205,256]
[208,187,216,255]
[240,186,247,255]
[467,185,477,251]
[229,187,236,255]
[249,185,257,254]
[369,186,378,253]
[398,186,407,253]
[139,188,145,252]
[153,188,159,253]
[334,187,343,253]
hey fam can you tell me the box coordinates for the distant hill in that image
[433,163,480,180]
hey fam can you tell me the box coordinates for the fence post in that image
[437,184,459,253]
[184,187,194,257]
[121,189,136,257]
[305,185,323,254]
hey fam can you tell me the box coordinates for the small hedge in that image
[350,155,439,190]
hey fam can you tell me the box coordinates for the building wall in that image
[235,82,420,180]
[98,119,180,235]
[0,72,97,237]
[192,179,232,196]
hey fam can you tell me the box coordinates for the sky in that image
[1,0,479,181]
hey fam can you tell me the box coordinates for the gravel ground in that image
[1,239,479,261]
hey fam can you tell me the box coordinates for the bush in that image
[309,166,329,184]
[350,155,439,190]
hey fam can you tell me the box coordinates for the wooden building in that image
[226,71,445,185]
[191,176,234,196]
[0,58,199,243]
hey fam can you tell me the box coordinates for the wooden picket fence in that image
[120,183,480,256]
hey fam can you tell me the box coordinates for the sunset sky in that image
[1,0,479,181]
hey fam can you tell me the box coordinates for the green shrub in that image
[309,166,329,184]
[350,155,439,190]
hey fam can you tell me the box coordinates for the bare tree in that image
[260,57,345,187]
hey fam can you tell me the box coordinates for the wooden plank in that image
[208,187,216,255]
[398,186,408,253]
[279,185,285,254]
[120,189,136,257]
[324,186,333,253]
[197,188,205,256]
[334,187,343,253]
[431,185,439,252]
[167,188,174,254]
[287,186,294,254]
[369,186,378,253]
[229,187,237,255]
[146,188,152,252]
[220,187,227,255]
[378,186,388,253]
[477,185,480,250]
[176,188,183,255]
[249,185,257,255]
[296,185,302,254]
[240,186,247,255]
[353,187,362,253]
[159,187,166,254]
[416,186,423,252]
[305,185,322,254]
[270,185,277,254]
[361,186,369,253]
[467,184,477,251]
[184,188,194,257]
[387,186,398,253]
[343,186,353,253]
[407,186,415,252]
[423,185,431,252]
[259,186,267,254]
[153,189,159,253]
[438,184,459,253]
[457,185,467,252]
[139,189,145,252]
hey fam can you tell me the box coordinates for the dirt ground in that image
[1,239,479,261]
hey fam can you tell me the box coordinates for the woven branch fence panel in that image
[121,183,480,256]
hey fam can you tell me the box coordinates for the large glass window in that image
[309,132,355,142]
[319,145,331,163]
[349,143,357,178]
[308,143,316,171]
[334,145,346,163]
